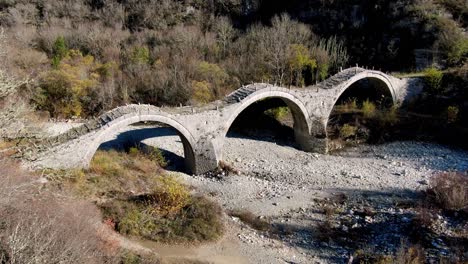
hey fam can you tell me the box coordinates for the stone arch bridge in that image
[20,67,417,174]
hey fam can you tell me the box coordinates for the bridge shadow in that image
[98,126,186,173]
[267,188,425,263]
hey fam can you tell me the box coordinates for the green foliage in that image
[264,106,290,121]
[120,251,160,264]
[104,195,223,243]
[52,36,68,68]
[423,67,443,93]
[119,208,157,237]
[149,175,191,215]
[129,146,167,168]
[194,61,229,98]
[317,63,329,81]
[339,124,357,139]
[191,80,213,104]
[446,37,468,66]
[35,49,117,118]
[130,46,150,64]
[362,100,377,118]
[288,44,316,87]
[315,36,349,73]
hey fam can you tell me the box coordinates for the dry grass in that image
[0,146,17,158]
[0,159,120,264]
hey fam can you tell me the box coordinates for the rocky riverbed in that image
[98,125,468,263]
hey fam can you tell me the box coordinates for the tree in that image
[288,44,316,87]
[37,50,102,118]
[52,36,68,68]
[214,16,234,58]
[248,14,313,86]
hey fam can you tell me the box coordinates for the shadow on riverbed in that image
[267,188,466,263]
[98,126,186,173]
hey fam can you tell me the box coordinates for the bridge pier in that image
[22,68,412,176]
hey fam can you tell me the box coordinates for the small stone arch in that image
[82,113,198,174]
[324,71,397,128]
[223,88,314,151]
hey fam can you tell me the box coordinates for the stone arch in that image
[82,113,198,174]
[223,89,314,151]
[325,71,397,128]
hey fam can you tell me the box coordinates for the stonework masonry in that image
[18,67,420,174]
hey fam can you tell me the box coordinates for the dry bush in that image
[353,242,425,264]
[228,209,271,232]
[0,159,120,264]
[362,99,377,118]
[339,124,357,139]
[218,160,240,176]
[425,172,468,212]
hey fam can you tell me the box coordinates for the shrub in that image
[76,150,224,244]
[149,175,191,215]
[129,146,167,168]
[120,251,161,264]
[425,172,468,212]
[104,195,223,243]
[51,35,68,67]
[447,105,459,123]
[191,80,213,104]
[130,46,150,64]
[287,44,316,87]
[119,208,157,237]
[36,49,101,118]
[193,61,229,99]
[228,209,270,232]
[361,99,376,118]
[339,124,357,139]
[353,243,425,264]
[264,106,291,121]
[423,67,443,93]
[91,150,126,177]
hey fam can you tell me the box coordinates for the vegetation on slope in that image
[46,147,224,244]
[0,0,465,119]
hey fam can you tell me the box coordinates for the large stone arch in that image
[324,71,397,128]
[83,113,198,174]
[222,88,314,151]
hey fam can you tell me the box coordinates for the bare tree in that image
[214,16,235,58]
[253,14,313,86]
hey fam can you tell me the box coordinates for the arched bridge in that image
[20,67,416,174]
